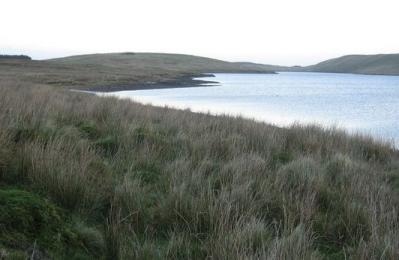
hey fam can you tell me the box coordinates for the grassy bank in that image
[1,80,399,259]
[0,53,274,91]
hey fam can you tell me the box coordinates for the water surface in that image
[101,72,399,146]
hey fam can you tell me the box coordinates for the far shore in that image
[84,71,279,92]
[83,73,218,92]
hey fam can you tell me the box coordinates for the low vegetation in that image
[1,79,399,259]
[306,53,399,75]
[243,53,399,76]
[0,53,274,89]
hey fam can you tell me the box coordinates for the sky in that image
[1,0,399,66]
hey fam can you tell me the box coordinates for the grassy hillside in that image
[0,53,274,90]
[1,78,399,259]
[50,52,276,74]
[306,54,399,75]
[1,52,399,259]
[252,53,399,76]
[236,62,306,72]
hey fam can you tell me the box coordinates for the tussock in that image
[0,81,398,259]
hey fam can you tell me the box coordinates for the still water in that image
[101,72,399,145]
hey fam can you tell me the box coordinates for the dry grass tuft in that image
[0,81,398,259]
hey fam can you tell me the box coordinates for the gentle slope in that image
[306,53,399,75]
[0,52,275,90]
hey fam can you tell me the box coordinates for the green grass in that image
[0,189,105,259]
[307,53,399,75]
[0,81,399,259]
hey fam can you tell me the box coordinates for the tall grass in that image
[0,81,399,259]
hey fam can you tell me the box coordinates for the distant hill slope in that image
[234,62,304,72]
[50,52,275,74]
[3,52,399,90]
[0,53,275,89]
[306,54,399,75]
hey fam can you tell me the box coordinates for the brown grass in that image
[0,79,399,259]
[0,53,274,89]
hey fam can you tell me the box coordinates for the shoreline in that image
[106,93,399,150]
[84,73,219,92]
[84,70,399,93]
[88,72,399,149]
[2,77,399,258]
[83,71,278,92]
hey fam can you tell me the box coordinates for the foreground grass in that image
[1,81,399,259]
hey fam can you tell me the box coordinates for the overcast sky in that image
[1,0,399,65]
